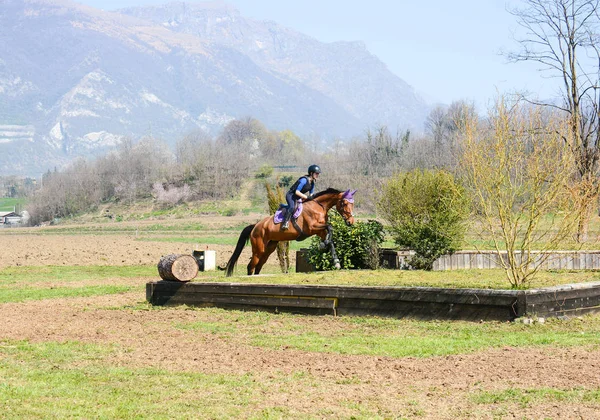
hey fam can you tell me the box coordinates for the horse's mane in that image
[306,187,342,201]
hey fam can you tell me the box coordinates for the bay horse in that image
[225,188,357,276]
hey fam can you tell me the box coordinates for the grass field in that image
[0,197,26,212]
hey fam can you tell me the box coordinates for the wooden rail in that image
[146,280,600,321]
[296,249,600,272]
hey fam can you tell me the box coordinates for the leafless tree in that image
[110,137,172,203]
[507,0,600,240]
[217,117,267,149]
[424,100,477,168]
[174,130,213,186]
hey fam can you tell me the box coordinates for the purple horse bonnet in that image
[342,189,357,203]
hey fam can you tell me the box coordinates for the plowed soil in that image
[1,228,599,418]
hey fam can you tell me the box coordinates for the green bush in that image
[307,212,385,270]
[277,175,294,188]
[377,169,469,270]
[219,207,238,217]
[255,164,274,179]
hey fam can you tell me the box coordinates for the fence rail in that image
[380,249,600,271]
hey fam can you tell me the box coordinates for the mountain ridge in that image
[0,0,431,176]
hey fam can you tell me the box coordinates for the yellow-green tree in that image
[265,182,290,273]
[459,97,584,287]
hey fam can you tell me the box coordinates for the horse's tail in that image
[225,224,256,277]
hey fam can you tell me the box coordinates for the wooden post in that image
[157,254,199,282]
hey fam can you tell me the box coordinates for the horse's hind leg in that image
[247,236,267,275]
[247,253,260,275]
[255,241,278,275]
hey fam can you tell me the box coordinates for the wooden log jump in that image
[157,254,199,282]
[146,280,600,321]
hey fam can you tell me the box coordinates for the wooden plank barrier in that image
[371,249,600,271]
[146,280,600,321]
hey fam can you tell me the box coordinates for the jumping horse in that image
[225,188,357,276]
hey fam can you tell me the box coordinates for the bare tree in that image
[174,130,213,185]
[507,0,600,240]
[217,117,267,151]
[424,101,477,168]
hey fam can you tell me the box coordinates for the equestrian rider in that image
[282,164,321,230]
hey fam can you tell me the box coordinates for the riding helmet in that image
[308,164,321,174]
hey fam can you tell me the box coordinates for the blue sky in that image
[76,0,556,110]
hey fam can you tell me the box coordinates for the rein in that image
[309,194,353,224]
[291,218,310,241]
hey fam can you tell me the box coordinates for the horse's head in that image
[336,189,357,226]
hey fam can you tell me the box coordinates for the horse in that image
[225,188,357,276]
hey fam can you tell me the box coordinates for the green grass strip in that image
[0,285,135,303]
[0,198,26,212]
[176,309,600,358]
[0,265,155,285]
[136,235,305,249]
[472,387,600,407]
[0,340,260,419]
[136,235,239,245]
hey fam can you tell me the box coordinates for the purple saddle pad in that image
[274,201,303,224]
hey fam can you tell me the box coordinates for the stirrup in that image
[282,221,289,230]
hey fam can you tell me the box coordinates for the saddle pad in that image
[274,201,303,224]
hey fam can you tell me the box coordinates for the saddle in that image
[273,201,303,224]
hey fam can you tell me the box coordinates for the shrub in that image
[377,169,469,270]
[219,207,238,217]
[278,175,294,188]
[255,164,274,179]
[307,212,385,270]
[152,183,191,206]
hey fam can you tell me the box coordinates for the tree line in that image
[21,102,471,226]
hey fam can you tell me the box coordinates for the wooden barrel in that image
[157,254,199,282]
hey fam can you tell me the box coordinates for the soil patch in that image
[1,287,599,418]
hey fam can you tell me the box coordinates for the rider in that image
[282,164,321,230]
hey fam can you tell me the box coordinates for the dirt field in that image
[0,233,232,268]
[1,226,600,418]
[0,214,285,271]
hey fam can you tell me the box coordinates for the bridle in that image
[337,197,354,224]
[309,192,354,224]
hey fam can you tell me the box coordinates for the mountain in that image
[0,0,431,176]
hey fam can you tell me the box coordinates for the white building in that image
[0,211,21,225]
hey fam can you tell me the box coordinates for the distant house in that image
[0,211,21,225]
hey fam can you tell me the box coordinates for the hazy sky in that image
[75,0,557,110]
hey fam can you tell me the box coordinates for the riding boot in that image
[282,207,293,230]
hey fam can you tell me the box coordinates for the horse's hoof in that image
[334,260,341,270]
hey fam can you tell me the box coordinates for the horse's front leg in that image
[317,224,340,269]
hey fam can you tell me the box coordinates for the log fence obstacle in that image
[147,248,600,320]
[146,280,600,321]
[157,254,199,282]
